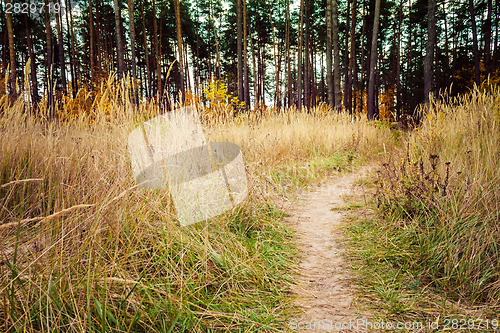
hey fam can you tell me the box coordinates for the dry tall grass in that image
[0,78,393,331]
[376,84,500,305]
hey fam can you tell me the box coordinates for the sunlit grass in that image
[0,75,393,331]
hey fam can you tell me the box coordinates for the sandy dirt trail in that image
[286,166,373,332]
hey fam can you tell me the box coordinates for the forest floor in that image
[286,166,374,332]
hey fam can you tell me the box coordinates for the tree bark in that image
[89,0,95,84]
[332,0,341,110]
[45,0,54,116]
[347,0,357,114]
[25,13,39,106]
[113,0,125,80]
[243,0,250,110]
[140,0,150,98]
[152,0,162,97]
[5,0,16,100]
[55,2,67,93]
[128,0,138,103]
[237,0,244,105]
[65,0,78,97]
[326,0,334,108]
[367,0,381,120]
[396,0,402,119]
[174,0,185,102]
[468,0,480,86]
[484,0,493,76]
[304,0,310,110]
[297,0,304,111]
[343,0,351,112]
[285,0,292,108]
[424,0,436,105]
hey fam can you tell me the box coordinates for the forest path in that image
[286,166,374,332]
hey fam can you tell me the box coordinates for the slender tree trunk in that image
[113,0,125,80]
[140,0,150,98]
[343,0,351,112]
[367,0,381,120]
[5,0,16,100]
[484,0,493,75]
[304,0,310,110]
[250,35,258,108]
[285,0,292,108]
[243,0,250,110]
[494,0,499,71]
[396,0,402,120]
[55,3,67,93]
[332,0,341,110]
[424,0,436,104]
[128,0,138,103]
[297,0,304,110]
[237,0,244,105]
[1,4,6,75]
[469,0,480,86]
[270,6,280,108]
[174,0,185,102]
[25,13,39,106]
[347,0,357,114]
[442,0,450,88]
[152,0,162,97]
[326,0,334,108]
[359,1,366,114]
[194,7,200,96]
[65,0,78,97]
[212,16,221,80]
[45,0,54,115]
[89,0,95,84]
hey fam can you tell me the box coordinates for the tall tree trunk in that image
[494,0,499,71]
[469,0,480,86]
[303,0,310,110]
[65,0,78,97]
[55,3,67,93]
[396,0,402,120]
[194,6,200,96]
[250,35,258,107]
[424,0,436,105]
[326,0,334,108]
[285,0,292,108]
[140,0,150,98]
[343,0,351,112]
[174,0,185,102]
[347,0,357,114]
[332,0,341,110]
[152,0,162,97]
[113,0,125,80]
[45,0,54,116]
[25,13,39,106]
[367,0,381,120]
[243,0,250,110]
[297,0,304,110]
[5,0,16,100]
[211,8,221,80]
[237,0,244,105]
[484,0,493,75]
[128,0,138,103]
[442,0,450,89]
[89,0,95,84]
[270,6,280,108]
[359,1,366,114]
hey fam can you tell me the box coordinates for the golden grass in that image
[0,77,394,331]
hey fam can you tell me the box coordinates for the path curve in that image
[287,166,373,332]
